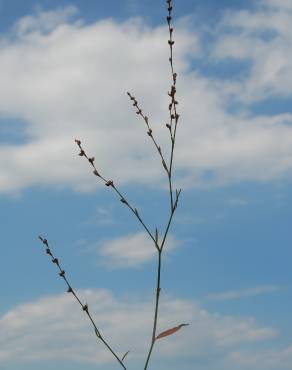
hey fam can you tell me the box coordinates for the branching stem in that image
[41,1,181,369]
[143,1,180,368]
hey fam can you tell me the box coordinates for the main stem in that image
[144,250,162,370]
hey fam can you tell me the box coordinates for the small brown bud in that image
[46,248,52,256]
[79,150,85,157]
[105,180,113,187]
[147,129,152,137]
[39,237,48,246]
[93,170,100,177]
[67,286,73,293]
[166,123,171,130]
[127,92,135,101]
[167,16,172,23]
[52,258,59,265]
[88,157,95,165]
[162,160,168,171]
[82,304,88,312]
[59,270,65,277]
[120,198,128,205]
[168,40,175,46]
[75,139,81,146]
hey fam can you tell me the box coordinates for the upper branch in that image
[166,0,180,212]
[127,92,170,175]
[75,139,159,251]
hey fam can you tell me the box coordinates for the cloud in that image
[224,346,292,370]
[1,3,292,194]
[0,6,199,194]
[98,232,179,268]
[0,290,278,368]
[206,285,281,301]
[213,0,292,102]
[12,5,79,36]
[226,197,248,206]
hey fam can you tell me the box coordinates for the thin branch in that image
[75,139,160,251]
[160,189,181,251]
[38,236,127,370]
[166,0,180,213]
[127,92,170,175]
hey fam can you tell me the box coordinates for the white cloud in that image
[206,285,281,301]
[12,5,79,36]
[98,232,179,268]
[1,3,292,194]
[0,290,278,368]
[0,6,199,194]
[213,0,292,102]
[223,345,292,370]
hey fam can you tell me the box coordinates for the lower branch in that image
[38,237,127,370]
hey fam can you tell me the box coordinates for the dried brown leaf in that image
[156,324,189,340]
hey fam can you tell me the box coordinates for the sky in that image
[1,0,292,369]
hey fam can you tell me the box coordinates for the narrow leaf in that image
[156,324,189,340]
[155,228,159,243]
[162,160,168,171]
[121,351,129,362]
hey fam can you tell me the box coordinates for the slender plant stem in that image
[39,2,183,369]
[143,250,162,370]
[143,191,181,370]
[38,237,127,370]
[143,1,180,368]
[75,2,180,369]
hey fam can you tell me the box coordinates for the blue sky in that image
[1,0,292,369]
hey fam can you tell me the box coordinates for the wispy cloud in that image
[206,285,281,301]
[226,197,249,207]
[12,5,79,36]
[224,344,292,370]
[213,0,292,102]
[0,290,277,368]
[98,232,179,268]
